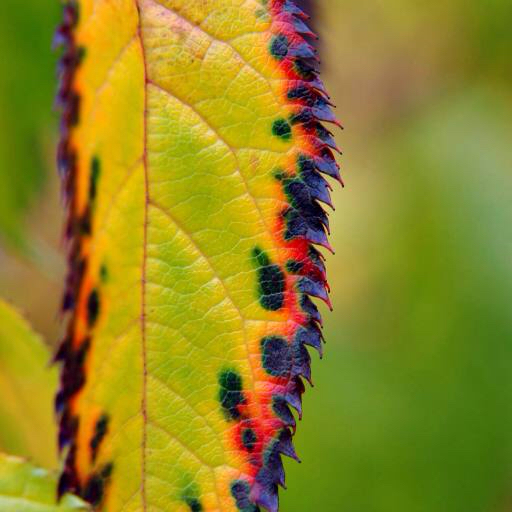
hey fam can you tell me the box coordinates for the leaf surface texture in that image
[56,1,340,510]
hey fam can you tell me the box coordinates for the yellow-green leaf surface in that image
[56,1,340,510]
[0,453,90,511]
[0,300,58,469]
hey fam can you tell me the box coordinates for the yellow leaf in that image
[56,1,340,510]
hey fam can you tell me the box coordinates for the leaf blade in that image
[0,300,58,469]
[57,1,339,510]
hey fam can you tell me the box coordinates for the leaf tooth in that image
[292,17,316,38]
[252,431,298,509]
[283,0,310,19]
[277,428,301,463]
[54,25,71,48]
[283,194,332,250]
[53,335,71,363]
[57,409,78,452]
[300,294,323,325]
[300,167,334,208]
[291,338,312,383]
[287,79,331,103]
[308,244,327,274]
[58,463,79,499]
[314,151,342,181]
[288,41,317,60]
[273,457,286,489]
[308,75,330,97]
[296,324,324,358]
[285,218,329,249]
[61,290,75,313]
[272,396,297,430]
[311,102,341,126]
[313,124,342,153]
[297,277,330,306]
[252,481,279,512]
[57,141,72,178]
[285,378,305,418]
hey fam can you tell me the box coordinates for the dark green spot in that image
[182,482,203,512]
[252,247,286,311]
[87,289,100,328]
[255,7,269,20]
[186,499,203,512]
[270,34,289,60]
[79,208,91,235]
[242,428,257,452]
[82,463,113,507]
[90,414,109,462]
[272,118,292,141]
[272,168,288,181]
[101,463,113,479]
[286,260,304,274]
[252,246,270,267]
[219,369,245,421]
[261,336,292,377]
[89,156,100,201]
[100,264,108,282]
[77,45,87,64]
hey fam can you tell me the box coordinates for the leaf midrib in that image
[134,1,149,509]
[134,1,287,509]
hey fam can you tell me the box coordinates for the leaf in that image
[56,1,340,511]
[0,453,90,511]
[0,299,58,469]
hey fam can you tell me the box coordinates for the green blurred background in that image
[0,1,511,511]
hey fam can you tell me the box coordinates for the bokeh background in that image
[1,1,511,511]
